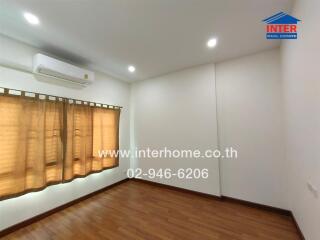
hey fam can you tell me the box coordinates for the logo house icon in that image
[263,12,301,39]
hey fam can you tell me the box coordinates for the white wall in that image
[281,0,320,239]
[216,49,287,209]
[0,35,131,230]
[131,64,220,196]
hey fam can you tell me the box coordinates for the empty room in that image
[0,0,318,239]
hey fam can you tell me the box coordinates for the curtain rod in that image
[0,86,123,110]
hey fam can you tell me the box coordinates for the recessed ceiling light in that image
[128,65,136,73]
[23,12,40,25]
[207,38,217,48]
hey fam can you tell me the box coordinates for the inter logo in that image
[263,12,301,39]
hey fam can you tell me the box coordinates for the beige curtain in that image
[92,107,120,171]
[0,90,120,199]
[63,104,120,181]
[63,103,93,181]
[0,94,63,199]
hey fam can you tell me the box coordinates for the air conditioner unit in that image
[33,54,94,85]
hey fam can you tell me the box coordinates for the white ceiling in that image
[0,0,292,82]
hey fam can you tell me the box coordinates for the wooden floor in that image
[2,180,300,240]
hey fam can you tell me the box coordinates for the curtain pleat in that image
[93,108,120,171]
[64,103,93,181]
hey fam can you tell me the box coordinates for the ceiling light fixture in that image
[128,65,136,73]
[207,38,217,48]
[23,12,40,25]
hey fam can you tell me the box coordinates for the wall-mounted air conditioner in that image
[33,54,94,85]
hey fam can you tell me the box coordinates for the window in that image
[0,91,120,200]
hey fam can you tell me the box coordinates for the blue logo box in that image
[266,33,297,39]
